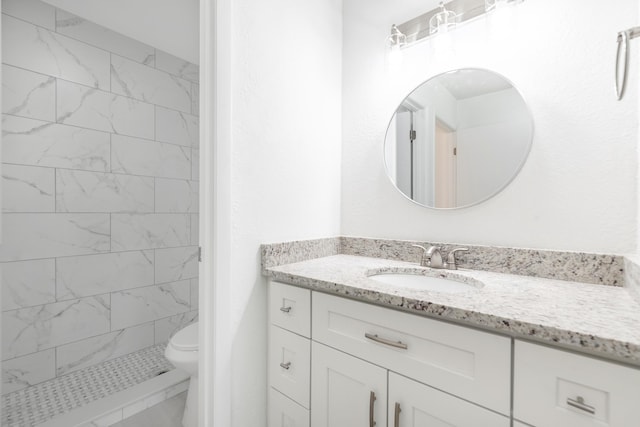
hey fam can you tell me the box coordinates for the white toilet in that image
[165,322,199,427]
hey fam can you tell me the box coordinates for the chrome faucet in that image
[412,244,443,268]
[412,245,469,270]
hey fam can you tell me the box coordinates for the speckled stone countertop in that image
[265,254,640,365]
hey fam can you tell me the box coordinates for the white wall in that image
[342,0,639,253]
[631,7,640,253]
[228,0,343,425]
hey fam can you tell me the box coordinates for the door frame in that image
[199,0,233,426]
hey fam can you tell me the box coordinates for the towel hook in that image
[616,27,640,100]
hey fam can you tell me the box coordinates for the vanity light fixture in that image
[485,0,524,12]
[387,24,407,51]
[429,2,458,35]
[387,0,525,50]
[386,24,407,67]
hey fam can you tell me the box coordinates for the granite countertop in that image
[265,254,640,365]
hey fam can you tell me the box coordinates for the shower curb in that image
[38,369,189,427]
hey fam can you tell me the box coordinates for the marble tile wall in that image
[1,0,200,395]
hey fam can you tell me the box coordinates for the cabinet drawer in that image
[312,292,511,415]
[389,372,510,427]
[514,340,640,427]
[270,282,311,337]
[269,326,310,408]
[268,388,309,427]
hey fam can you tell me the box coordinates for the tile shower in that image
[1,0,199,424]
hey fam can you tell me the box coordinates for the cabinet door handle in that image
[369,391,376,427]
[279,306,292,313]
[567,396,595,414]
[394,402,401,427]
[279,362,291,370]
[365,333,408,350]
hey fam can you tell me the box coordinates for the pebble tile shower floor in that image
[2,344,173,427]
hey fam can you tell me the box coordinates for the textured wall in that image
[228,0,343,425]
[1,0,199,394]
[341,0,639,253]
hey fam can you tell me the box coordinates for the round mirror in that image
[384,68,533,209]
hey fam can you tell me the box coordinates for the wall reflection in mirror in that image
[384,68,533,209]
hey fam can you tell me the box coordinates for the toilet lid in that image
[170,322,198,351]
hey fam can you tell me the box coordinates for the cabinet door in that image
[388,373,510,427]
[269,388,310,427]
[311,342,387,427]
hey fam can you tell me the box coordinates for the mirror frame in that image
[383,67,535,210]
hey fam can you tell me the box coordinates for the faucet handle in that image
[411,244,428,266]
[445,247,469,270]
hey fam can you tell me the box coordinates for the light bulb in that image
[388,43,403,69]
[429,2,458,35]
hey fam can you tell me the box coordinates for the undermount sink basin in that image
[369,272,479,293]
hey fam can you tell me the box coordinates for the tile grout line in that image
[1,160,198,182]
[0,244,199,265]
[6,66,191,115]
[3,99,199,138]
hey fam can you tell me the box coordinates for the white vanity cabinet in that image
[514,340,640,427]
[268,281,512,427]
[268,277,640,427]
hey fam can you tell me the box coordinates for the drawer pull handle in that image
[279,362,291,370]
[369,391,376,427]
[279,306,292,313]
[365,333,408,350]
[567,396,595,414]
[394,402,401,427]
